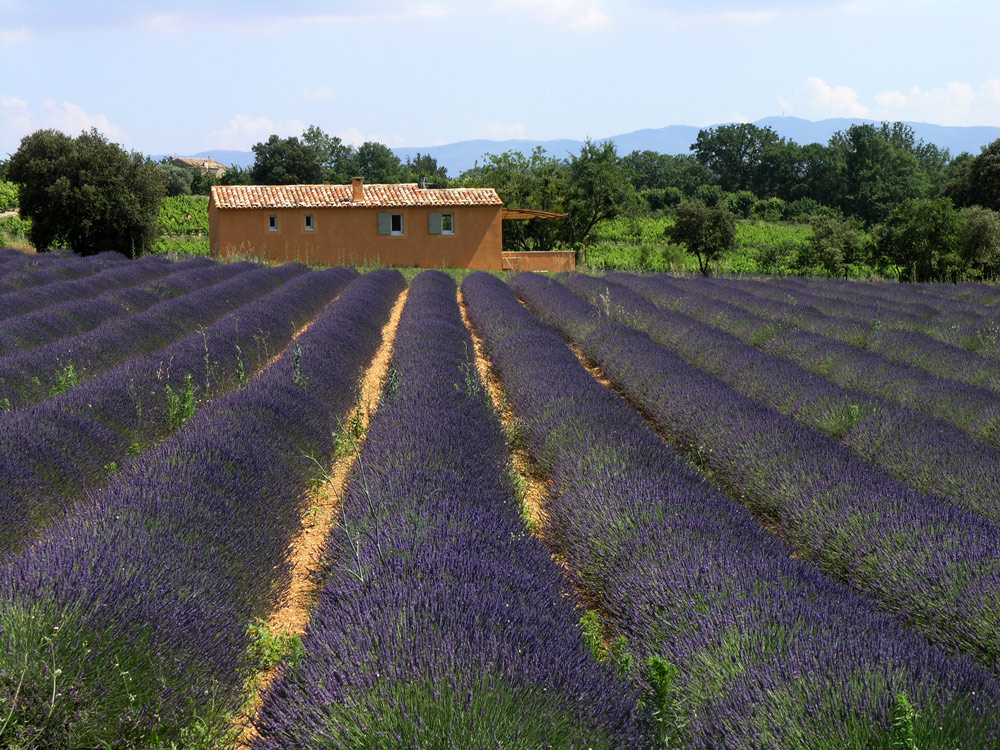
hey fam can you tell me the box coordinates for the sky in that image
[2,0,999,158]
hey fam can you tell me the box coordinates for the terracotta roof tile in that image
[210,184,503,210]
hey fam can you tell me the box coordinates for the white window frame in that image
[441,212,454,235]
[304,214,314,231]
[390,213,404,236]
[268,215,278,232]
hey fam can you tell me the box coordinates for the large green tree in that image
[835,123,929,225]
[458,147,567,253]
[563,139,636,253]
[302,125,358,183]
[667,199,737,276]
[875,197,962,282]
[355,141,404,183]
[691,123,782,193]
[942,138,1000,212]
[8,128,165,257]
[249,134,323,184]
[958,205,1000,278]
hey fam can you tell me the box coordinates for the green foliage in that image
[0,180,18,211]
[578,610,633,678]
[942,137,1000,212]
[958,205,1000,278]
[355,141,404,183]
[645,655,686,746]
[805,213,871,278]
[836,122,930,226]
[0,215,31,240]
[668,199,738,276]
[149,236,209,256]
[246,619,306,672]
[459,146,568,253]
[875,197,963,281]
[7,128,165,257]
[250,134,323,185]
[691,123,783,193]
[165,373,198,430]
[157,195,209,235]
[155,163,194,197]
[51,363,79,396]
[622,150,713,195]
[889,692,919,750]
[563,139,637,253]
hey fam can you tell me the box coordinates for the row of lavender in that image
[0,253,203,323]
[460,272,1000,748]
[0,261,306,411]
[517,272,1000,671]
[254,271,645,748]
[0,270,404,747]
[730,274,1000,366]
[0,256,221,357]
[636,274,1000,438]
[0,250,130,294]
[0,264,358,555]
[589,273,1000,530]
[690,275,1000,391]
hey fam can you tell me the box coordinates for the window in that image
[304,214,314,231]
[268,215,278,232]
[378,212,404,236]
[428,212,455,235]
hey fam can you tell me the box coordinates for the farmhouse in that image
[172,157,227,177]
[209,179,574,271]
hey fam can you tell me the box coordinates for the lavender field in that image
[1,246,999,749]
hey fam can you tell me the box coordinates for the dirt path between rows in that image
[233,287,409,748]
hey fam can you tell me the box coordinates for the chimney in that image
[352,176,364,202]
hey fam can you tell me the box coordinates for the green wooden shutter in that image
[428,212,442,234]
[377,212,391,235]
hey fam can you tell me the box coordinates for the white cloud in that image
[777,76,870,119]
[335,126,408,148]
[206,114,307,150]
[497,0,611,30]
[779,76,1000,125]
[0,28,29,43]
[481,120,528,140]
[1,96,129,155]
[303,86,335,103]
[39,100,130,142]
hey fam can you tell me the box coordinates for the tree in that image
[355,141,403,183]
[836,123,929,225]
[302,125,358,183]
[156,162,194,196]
[458,147,567,253]
[220,164,252,185]
[806,213,870,279]
[249,135,323,184]
[874,197,962,282]
[563,140,636,254]
[691,123,782,193]
[958,206,1000,278]
[402,153,449,187]
[667,199,737,276]
[8,128,164,257]
[942,138,1000,212]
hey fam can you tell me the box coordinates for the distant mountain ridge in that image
[155,117,1000,178]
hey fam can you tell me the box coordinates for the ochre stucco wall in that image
[209,202,503,270]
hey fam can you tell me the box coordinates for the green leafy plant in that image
[165,373,198,430]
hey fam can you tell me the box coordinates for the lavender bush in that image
[254,271,647,749]
[0,270,404,747]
